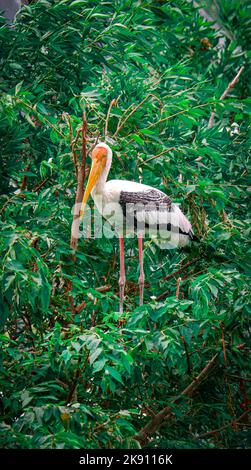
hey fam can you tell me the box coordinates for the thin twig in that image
[113,94,163,137]
[0,194,18,215]
[198,410,250,439]
[70,128,83,178]
[225,374,251,382]
[208,66,244,128]
[163,257,200,282]
[115,102,135,133]
[104,98,118,140]
[87,132,101,157]
[143,147,177,164]
[62,112,73,142]
[75,300,86,314]
[66,352,89,405]
[32,177,49,192]
[181,269,195,282]
[95,285,111,293]
[20,166,30,191]
[63,113,80,178]
[41,244,56,259]
[94,418,112,432]
[74,286,111,315]
[148,101,217,129]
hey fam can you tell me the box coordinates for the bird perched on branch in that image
[80,142,198,313]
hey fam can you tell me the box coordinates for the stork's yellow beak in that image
[80,147,107,219]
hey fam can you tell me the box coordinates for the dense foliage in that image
[0,0,250,449]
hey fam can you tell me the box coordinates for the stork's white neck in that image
[91,143,112,195]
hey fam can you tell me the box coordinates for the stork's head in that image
[80,142,112,219]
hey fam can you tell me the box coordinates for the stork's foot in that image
[119,278,125,314]
[138,236,144,306]
[139,275,144,306]
[119,236,125,315]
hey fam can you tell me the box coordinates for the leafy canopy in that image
[0,0,250,449]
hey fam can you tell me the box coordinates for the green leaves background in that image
[0,0,250,449]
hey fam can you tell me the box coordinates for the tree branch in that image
[70,112,87,251]
[66,352,89,405]
[87,132,101,157]
[134,353,219,445]
[208,66,244,128]
[20,166,30,191]
[32,177,49,192]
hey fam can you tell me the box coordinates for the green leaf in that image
[105,366,123,384]
[93,357,107,373]
[89,347,103,365]
[130,134,144,144]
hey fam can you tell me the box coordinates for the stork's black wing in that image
[119,188,189,234]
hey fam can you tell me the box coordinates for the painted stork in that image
[80,142,197,313]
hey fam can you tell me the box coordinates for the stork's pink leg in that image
[138,236,144,306]
[119,236,125,313]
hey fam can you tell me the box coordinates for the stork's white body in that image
[92,178,193,248]
[82,142,197,312]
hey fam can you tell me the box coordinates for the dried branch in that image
[134,353,219,445]
[208,66,244,128]
[113,93,163,138]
